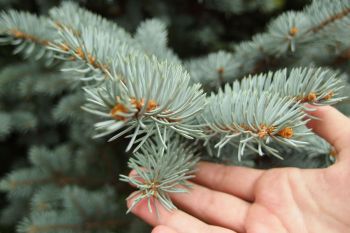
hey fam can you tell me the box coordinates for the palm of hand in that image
[246,165,350,233]
[128,106,350,233]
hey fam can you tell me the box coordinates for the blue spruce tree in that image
[0,0,349,232]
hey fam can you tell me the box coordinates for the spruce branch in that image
[0,168,110,199]
[82,54,206,151]
[30,186,62,213]
[0,168,49,199]
[48,2,179,82]
[255,135,335,169]
[201,0,283,14]
[120,136,199,214]
[18,187,126,233]
[18,213,125,233]
[134,18,180,64]
[203,89,312,159]
[202,67,346,159]
[49,24,138,81]
[264,11,312,54]
[0,10,57,64]
[0,2,132,81]
[0,112,12,138]
[187,50,238,86]
[0,2,200,152]
[211,0,350,81]
[49,1,132,45]
[306,0,350,33]
[11,111,37,133]
[234,67,346,105]
[1,2,177,83]
[0,198,28,225]
[52,93,87,123]
[0,145,114,199]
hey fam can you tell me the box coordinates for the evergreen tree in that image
[0,0,349,232]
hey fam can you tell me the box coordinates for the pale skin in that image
[127,106,350,233]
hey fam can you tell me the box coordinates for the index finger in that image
[307,105,350,160]
[127,193,236,233]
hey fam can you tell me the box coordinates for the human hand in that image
[127,106,350,233]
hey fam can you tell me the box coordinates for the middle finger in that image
[170,182,250,233]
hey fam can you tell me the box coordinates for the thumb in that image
[307,106,350,162]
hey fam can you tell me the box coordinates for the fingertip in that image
[152,225,178,233]
[127,170,143,188]
[306,105,350,155]
[306,106,325,130]
[126,192,154,219]
[306,105,346,131]
[128,193,215,232]
[196,161,217,170]
[129,169,137,177]
[306,105,333,124]
[126,194,174,227]
[126,191,138,211]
